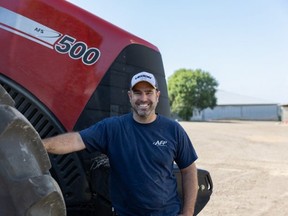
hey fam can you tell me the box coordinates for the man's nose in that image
[139,93,148,101]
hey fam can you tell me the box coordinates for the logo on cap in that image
[130,72,158,89]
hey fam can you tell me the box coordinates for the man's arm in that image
[179,162,198,216]
[43,132,86,154]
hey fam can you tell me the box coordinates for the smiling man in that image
[43,71,198,216]
[128,72,160,123]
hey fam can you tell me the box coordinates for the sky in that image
[68,0,288,104]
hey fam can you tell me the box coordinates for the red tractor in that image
[0,0,213,215]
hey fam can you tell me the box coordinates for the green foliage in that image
[168,68,218,120]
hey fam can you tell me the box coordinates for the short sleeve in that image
[174,125,198,169]
[79,120,108,154]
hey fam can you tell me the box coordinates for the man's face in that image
[128,81,160,122]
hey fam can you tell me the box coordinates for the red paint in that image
[0,0,158,130]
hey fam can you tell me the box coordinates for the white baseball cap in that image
[130,72,158,89]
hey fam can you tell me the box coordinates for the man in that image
[44,71,198,216]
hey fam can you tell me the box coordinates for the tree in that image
[168,68,218,120]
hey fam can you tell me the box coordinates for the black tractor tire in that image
[0,85,66,216]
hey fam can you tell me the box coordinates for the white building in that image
[281,105,288,122]
[192,90,280,121]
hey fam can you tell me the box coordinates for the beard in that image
[133,107,152,118]
[131,102,157,119]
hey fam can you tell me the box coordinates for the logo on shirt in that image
[153,140,168,147]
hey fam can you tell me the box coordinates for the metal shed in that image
[192,90,280,121]
[281,105,288,122]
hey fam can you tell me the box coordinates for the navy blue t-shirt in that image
[79,113,198,216]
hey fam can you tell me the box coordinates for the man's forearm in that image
[180,162,198,216]
[43,132,86,154]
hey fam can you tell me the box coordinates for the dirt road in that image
[180,121,288,216]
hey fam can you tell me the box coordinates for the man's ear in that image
[156,90,161,101]
[128,90,132,100]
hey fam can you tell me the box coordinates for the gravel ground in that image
[180,120,288,216]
